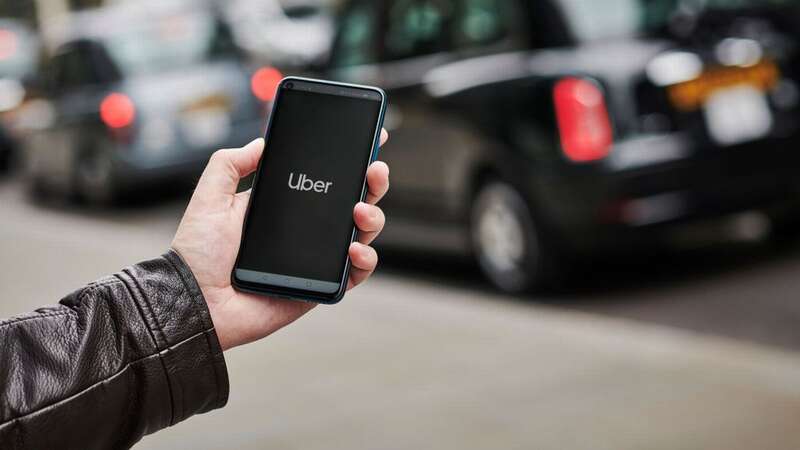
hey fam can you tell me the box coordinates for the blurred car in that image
[18,0,278,203]
[224,0,334,68]
[0,19,39,172]
[325,0,800,292]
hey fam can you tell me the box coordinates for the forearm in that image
[0,251,228,450]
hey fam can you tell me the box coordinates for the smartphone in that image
[232,77,387,304]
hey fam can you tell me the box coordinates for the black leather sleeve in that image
[0,250,229,450]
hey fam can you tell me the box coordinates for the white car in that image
[224,0,334,67]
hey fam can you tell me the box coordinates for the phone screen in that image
[234,81,383,296]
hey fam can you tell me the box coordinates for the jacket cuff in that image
[120,250,229,425]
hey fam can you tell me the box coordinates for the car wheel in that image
[73,146,116,205]
[471,181,559,293]
[768,207,800,243]
[0,126,13,173]
[0,149,10,173]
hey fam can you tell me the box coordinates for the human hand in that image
[172,130,390,350]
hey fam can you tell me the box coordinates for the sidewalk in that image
[141,276,800,450]
[2,181,798,450]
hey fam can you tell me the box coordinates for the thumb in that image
[200,138,265,196]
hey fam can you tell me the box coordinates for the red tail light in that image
[0,29,18,61]
[553,78,613,163]
[100,93,135,129]
[251,67,283,102]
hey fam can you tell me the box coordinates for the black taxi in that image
[323,0,800,292]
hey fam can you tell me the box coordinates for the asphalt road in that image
[3,176,800,449]
[381,235,800,352]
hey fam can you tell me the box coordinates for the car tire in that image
[73,145,117,205]
[0,129,13,174]
[21,143,50,200]
[768,207,800,243]
[0,149,10,173]
[26,173,51,201]
[470,181,561,293]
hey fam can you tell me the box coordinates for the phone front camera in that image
[286,82,295,89]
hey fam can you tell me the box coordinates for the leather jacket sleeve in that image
[0,250,229,450]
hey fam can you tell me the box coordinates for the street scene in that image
[4,176,800,449]
[3,0,800,448]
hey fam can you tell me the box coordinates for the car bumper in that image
[535,132,800,250]
[110,117,263,189]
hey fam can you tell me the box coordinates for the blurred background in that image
[4,0,800,448]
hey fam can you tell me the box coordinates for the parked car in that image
[18,0,277,203]
[323,0,800,292]
[224,0,335,68]
[0,18,38,172]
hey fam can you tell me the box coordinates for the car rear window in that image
[332,2,379,67]
[102,13,217,75]
[557,0,799,41]
[384,0,455,61]
[454,0,516,49]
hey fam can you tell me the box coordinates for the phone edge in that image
[230,76,388,305]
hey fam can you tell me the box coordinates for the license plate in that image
[180,107,231,148]
[703,85,772,145]
[667,60,779,111]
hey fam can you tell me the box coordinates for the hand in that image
[172,130,390,350]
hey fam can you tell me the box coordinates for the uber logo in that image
[288,172,333,194]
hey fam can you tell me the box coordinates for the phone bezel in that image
[231,76,387,304]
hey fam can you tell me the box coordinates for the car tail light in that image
[100,93,135,129]
[251,66,283,102]
[0,29,17,61]
[553,78,613,163]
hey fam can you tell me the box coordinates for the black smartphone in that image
[232,77,387,304]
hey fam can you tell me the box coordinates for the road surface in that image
[2,178,800,450]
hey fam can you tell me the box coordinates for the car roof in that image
[44,0,214,47]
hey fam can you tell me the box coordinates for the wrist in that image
[168,247,237,351]
[202,289,237,351]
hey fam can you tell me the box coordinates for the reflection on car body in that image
[17,0,275,203]
[325,0,800,292]
[225,0,335,68]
